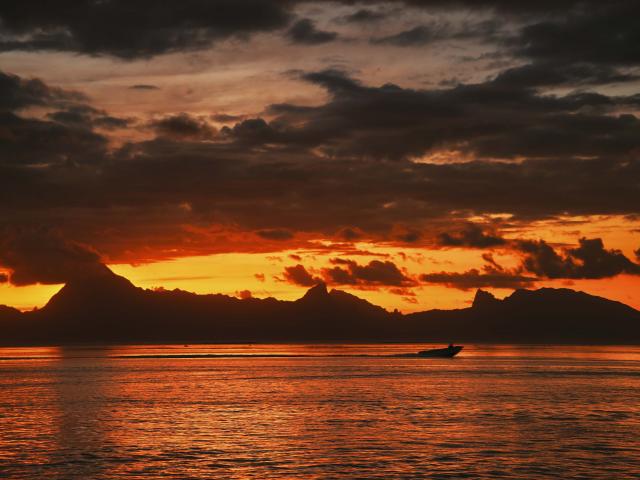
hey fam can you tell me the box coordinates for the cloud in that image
[286,18,338,45]
[437,224,506,248]
[260,68,640,162]
[335,227,364,241]
[321,259,415,287]
[221,118,277,145]
[514,3,640,66]
[0,70,112,166]
[46,105,131,130]
[256,229,295,240]
[341,9,389,23]
[0,0,292,59]
[149,114,216,140]
[129,84,160,90]
[0,272,8,283]
[420,267,536,290]
[0,228,109,286]
[372,26,434,46]
[2,70,640,268]
[281,259,415,289]
[420,252,536,290]
[492,62,639,88]
[516,237,640,279]
[0,1,630,62]
[0,111,108,166]
[0,70,85,111]
[391,226,422,243]
[236,289,252,299]
[212,113,245,123]
[283,264,322,287]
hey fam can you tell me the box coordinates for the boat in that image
[417,344,463,358]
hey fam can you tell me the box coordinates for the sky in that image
[0,0,639,312]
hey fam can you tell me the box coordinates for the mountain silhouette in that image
[1,269,639,345]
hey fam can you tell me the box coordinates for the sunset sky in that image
[1,0,639,312]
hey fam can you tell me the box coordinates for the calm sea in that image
[1,344,639,479]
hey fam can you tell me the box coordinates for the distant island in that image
[1,269,639,345]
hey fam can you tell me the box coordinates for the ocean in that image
[1,344,639,479]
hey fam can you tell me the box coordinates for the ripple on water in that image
[1,344,640,479]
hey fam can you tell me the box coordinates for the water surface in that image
[1,344,639,479]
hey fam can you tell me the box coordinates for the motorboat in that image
[417,344,463,358]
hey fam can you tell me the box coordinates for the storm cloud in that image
[1,0,639,296]
[321,259,415,287]
[149,114,217,140]
[516,238,640,279]
[437,224,506,248]
[0,0,293,59]
[282,264,322,287]
[0,228,109,286]
[286,19,337,44]
[420,268,536,290]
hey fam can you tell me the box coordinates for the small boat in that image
[417,344,463,358]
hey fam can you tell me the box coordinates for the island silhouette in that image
[1,268,639,345]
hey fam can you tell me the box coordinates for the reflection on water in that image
[1,345,639,479]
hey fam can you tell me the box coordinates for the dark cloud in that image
[0,70,84,111]
[341,8,389,23]
[286,18,338,45]
[0,1,632,62]
[1,70,640,267]
[514,2,640,66]
[437,224,506,248]
[0,111,108,166]
[398,0,594,13]
[129,84,160,90]
[517,238,640,279]
[212,113,246,123]
[372,26,434,46]
[492,62,639,89]
[0,0,292,59]
[3,134,639,263]
[388,287,416,297]
[370,17,502,47]
[47,105,131,130]
[392,227,422,243]
[256,69,640,161]
[336,227,363,241]
[0,70,111,166]
[236,289,252,299]
[0,272,8,283]
[420,267,536,290]
[420,251,536,290]
[283,264,322,287]
[0,228,109,286]
[256,229,295,240]
[221,118,277,145]
[321,259,415,287]
[149,114,216,140]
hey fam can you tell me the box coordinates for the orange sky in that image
[2,226,639,313]
[1,1,639,316]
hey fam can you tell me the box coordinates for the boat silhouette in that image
[417,344,463,358]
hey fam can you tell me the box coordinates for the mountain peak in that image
[472,289,500,309]
[300,282,329,302]
[42,268,138,314]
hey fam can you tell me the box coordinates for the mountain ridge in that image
[1,270,639,345]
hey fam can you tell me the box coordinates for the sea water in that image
[1,344,639,479]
